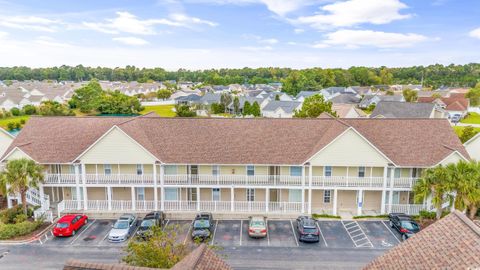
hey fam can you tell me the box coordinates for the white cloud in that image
[187,0,316,16]
[295,0,411,29]
[315,29,428,48]
[242,34,278,44]
[0,31,8,39]
[83,11,217,35]
[34,36,72,48]
[0,15,61,32]
[469,27,480,39]
[113,36,149,46]
[240,45,273,51]
[294,28,305,34]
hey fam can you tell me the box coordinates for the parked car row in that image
[53,212,421,243]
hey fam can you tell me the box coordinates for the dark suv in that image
[388,213,420,241]
[191,212,213,241]
[296,216,320,243]
[136,211,166,239]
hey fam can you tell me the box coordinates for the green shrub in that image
[0,206,23,224]
[353,215,389,219]
[20,119,26,125]
[22,105,37,115]
[14,214,27,224]
[14,122,21,129]
[312,213,341,219]
[10,107,20,116]
[0,220,42,240]
[419,210,436,219]
[6,122,15,131]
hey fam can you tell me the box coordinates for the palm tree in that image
[0,158,45,215]
[413,165,452,219]
[457,161,480,219]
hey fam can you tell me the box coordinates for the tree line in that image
[0,63,478,91]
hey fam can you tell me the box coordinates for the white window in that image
[104,164,112,175]
[246,188,255,201]
[164,165,177,175]
[212,188,220,201]
[394,168,401,178]
[212,165,219,176]
[136,187,145,201]
[323,190,331,203]
[324,166,332,177]
[358,166,365,178]
[247,165,255,176]
[165,188,178,201]
[288,189,302,202]
[188,188,198,201]
[69,165,75,174]
[290,166,302,177]
[136,164,143,175]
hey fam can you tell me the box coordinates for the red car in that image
[53,214,88,237]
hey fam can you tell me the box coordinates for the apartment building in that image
[1,115,469,217]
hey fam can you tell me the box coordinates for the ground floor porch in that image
[44,186,427,218]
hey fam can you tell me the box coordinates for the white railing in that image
[44,173,76,185]
[199,201,231,212]
[387,204,426,215]
[164,174,302,186]
[233,201,266,212]
[87,200,109,211]
[269,202,303,213]
[34,208,53,223]
[389,177,419,189]
[135,200,156,211]
[312,176,384,188]
[111,200,132,211]
[85,174,154,185]
[164,200,197,211]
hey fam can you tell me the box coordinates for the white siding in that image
[79,127,157,164]
[465,135,480,161]
[439,151,465,165]
[309,128,390,167]
[0,130,13,159]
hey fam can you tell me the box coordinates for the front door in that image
[269,189,279,202]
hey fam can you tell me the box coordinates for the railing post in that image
[333,189,338,216]
[131,187,136,211]
[160,165,165,211]
[381,166,387,214]
[308,164,312,214]
[196,186,200,211]
[153,164,158,211]
[388,167,394,213]
[107,186,112,211]
[81,164,88,210]
[265,187,269,213]
[230,187,234,212]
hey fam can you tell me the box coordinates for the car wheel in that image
[389,221,393,228]
[402,234,407,241]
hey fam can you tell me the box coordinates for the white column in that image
[81,163,88,210]
[153,164,158,211]
[39,184,45,209]
[196,187,200,211]
[333,189,338,216]
[308,164,312,214]
[380,166,387,214]
[388,167,394,213]
[357,189,363,216]
[265,188,269,213]
[301,166,305,213]
[160,165,165,211]
[107,186,112,211]
[131,187,136,211]
[230,187,234,212]
[74,164,81,210]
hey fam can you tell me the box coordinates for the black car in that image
[136,211,166,239]
[388,213,420,241]
[191,212,213,241]
[296,216,320,243]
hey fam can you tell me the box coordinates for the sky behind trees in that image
[0,0,479,69]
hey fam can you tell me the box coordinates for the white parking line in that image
[239,220,243,246]
[341,220,373,248]
[128,224,141,244]
[210,220,218,245]
[98,229,111,246]
[316,222,328,247]
[290,220,299,247]
[382,221,401,243]
[70,219,96,245]
[266,220,270,246]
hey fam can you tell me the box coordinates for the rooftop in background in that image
[370,102,437,118]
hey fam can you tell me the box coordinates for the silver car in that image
[108,214,137,242]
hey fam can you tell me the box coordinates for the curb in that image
[0,220,57,246]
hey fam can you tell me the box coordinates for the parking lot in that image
[40,218,402,250]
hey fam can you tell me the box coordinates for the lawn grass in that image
[0,115,30,130]
[453,125,480,137]
[460,112,480,124]
[140,105,176,117]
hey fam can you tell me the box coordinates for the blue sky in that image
[0,0,479,69]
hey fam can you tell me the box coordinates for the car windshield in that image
[56,222,69,228]
[141,219,155,227]
[303,227,317,233]
[193,220,210,229]
[113,220,129,229]
[250,220,265,227]
[401,221,419,231]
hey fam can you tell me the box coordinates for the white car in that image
[108,214,137,242]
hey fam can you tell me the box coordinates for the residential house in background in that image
[332,104,366,118]
[2,116,468,219]
[359,95,405,109]
[262,101,302,118]
[370,102,446,119]
[417,96,470,118]
[464,133,480,161]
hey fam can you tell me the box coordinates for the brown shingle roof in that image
[63,259,161,270]
[364,211,480,270]
[418,96,469,112]
[171,244,232,270]
[3,116,469,166]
